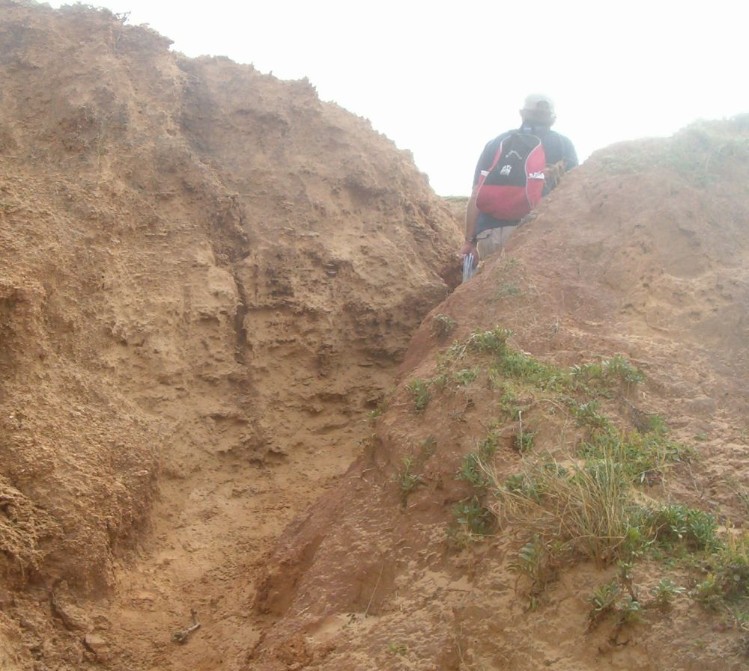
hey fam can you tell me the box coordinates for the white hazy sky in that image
[49,0,747,196]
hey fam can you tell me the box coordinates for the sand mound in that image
[1,2,460,668]
[1,2,748,670]
[252,119,749,670]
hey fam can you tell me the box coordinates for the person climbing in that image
[460,93,578,273]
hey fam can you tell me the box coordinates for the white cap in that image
[521,94,556,124]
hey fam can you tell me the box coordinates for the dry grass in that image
[488,452,635,566]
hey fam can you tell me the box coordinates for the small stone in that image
[83,634,110,661]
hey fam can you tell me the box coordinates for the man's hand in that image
[544,160,566,190]
[460,241,479,268]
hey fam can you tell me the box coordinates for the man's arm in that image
[561,135,578,169]
[460,186,480,259]
[460,138,498,260]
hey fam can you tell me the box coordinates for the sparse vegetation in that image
[588,579,620,629]
[595,117,749,187]
[386,642,408,656]
[494,454,638,566]
[650,578,686,610]
[396,456,423,506]
[451,496,494,540]
[406,378,430,413]
[453,368,479,386]
[509,535,561,604]
[394,437,437,506]
[644,504,720,552]
[692,531,749,607]
[457,434,498,491]
[570,354,645,387]
[514,426,535,453]
[368,397,389,423]
[438,325,748,631]
[495,281,521,299]
[432,313,456,340]
[587,562,645,633]
[579,423,691,485]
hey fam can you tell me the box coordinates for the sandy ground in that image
[1,3,748,671]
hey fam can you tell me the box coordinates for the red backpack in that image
[475,133,546,221]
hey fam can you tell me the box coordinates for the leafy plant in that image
[580,424,690,485]
[432,313,456,340]
[588,580,620,630]
[457,452,489,489]
[509,535,561,603]
[396,456,423,506]
[457,433,499,490]
[619,596,644,625]
[693,574,723,610]
[406,379,430,413]
[588,569,643,633]
[496,385,522,418]
[460,327,513,357]
[386,642,408,656]
[699,531,749,602]
[452,497,494,539]
[453,368,479,386]
[570,355,645,386]
[497,349,559,386]
[514,428,535,453]
[644,504,719,552]
[568,399,611,431]
[650,578,686,610]
[477,431,499,460]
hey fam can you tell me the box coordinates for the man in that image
[461,94,578,266]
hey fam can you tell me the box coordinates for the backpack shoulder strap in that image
[487,137,507,172]
[487,130,519,167]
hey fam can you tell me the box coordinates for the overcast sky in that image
[49,0,747,196]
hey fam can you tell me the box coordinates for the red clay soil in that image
[1,2,749,671]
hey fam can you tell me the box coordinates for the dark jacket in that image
[473,123,577,234]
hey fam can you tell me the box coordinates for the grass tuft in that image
[406,379,430,413]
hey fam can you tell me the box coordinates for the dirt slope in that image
[2,3,748,671]
[251,121,749,670]
[0,2,461,669]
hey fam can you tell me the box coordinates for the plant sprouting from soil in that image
[396,456,423,506]
[437,325,748,629]
[432,313,456,340]
[406,379,430,413]
[650,578,686,610]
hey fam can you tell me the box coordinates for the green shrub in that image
[457,452,490,489]
[650,578,686,610]
[453,497,494,536]
[406,379,430,413]
[644,504,720,552]
[588,580,620,629]
[453,368,479,386]
[431,313,456,340]
[697,531,749,603]
[580,425,690,484]
[396,456,423,506]
[571,355,645,386]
